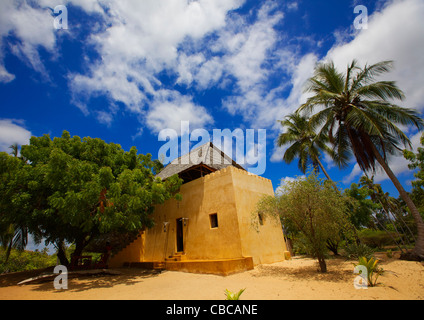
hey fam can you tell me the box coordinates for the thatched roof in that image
[156,142,245,182]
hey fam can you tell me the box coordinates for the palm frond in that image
[313,61,345,94]
[350,60,394,92]
[355,81,405,101]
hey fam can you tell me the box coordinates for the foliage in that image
[404,133,424,217]
[224,288,245,300]
[0,247,56,274]
[257,172,353,272]
[343,183,378,229]
[344,242,375,260]
[298,59,423,172]
[354,256,384,287]
[297,59,424,259]
[358,229,401,249]
[0,149,30,262]
[359,175,415,252]
[0,131,183,265]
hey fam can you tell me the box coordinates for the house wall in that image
[109,166,288,268]
[144,166,245,262]
[231,168,287,265]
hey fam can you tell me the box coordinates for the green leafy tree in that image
[404,133,424,216]
[298,59,424,260]
[4,131,182,265]
[257,173,352,272]
[359,175,415,251]
[0,147,30,263]
[343,182,377,229]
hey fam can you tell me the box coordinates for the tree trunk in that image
[317,255,327,273]
[371,144,424,260]
[56,241,69,266]
[316,157,333,182]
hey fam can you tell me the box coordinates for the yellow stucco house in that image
[109,142,290,275]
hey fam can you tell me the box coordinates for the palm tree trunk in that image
[371,143,424,260]
[315,157,333,182]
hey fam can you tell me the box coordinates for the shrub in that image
[354,256,384,287]
[344,242,375,260]
[0,248,56,273]
[358,229,400,249]
[224,288,245,300]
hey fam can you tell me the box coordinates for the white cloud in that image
[342,163,362,185]
[275,175,306,195]
[286,2,299,12]
[326,0,424,111]
[373,131,423,183]
[0,0,56,81]
[0,63,15,83]
[324,0,424,183]
[0,0,105,83]
[268,53,318,162]
[146,90,214,134]
[0,119,32,152]
[68,0,244,131]
[342,131,423,184]
[96,111,114,127]
[222,4,284,91]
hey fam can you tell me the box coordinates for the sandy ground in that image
[0,256,423,300]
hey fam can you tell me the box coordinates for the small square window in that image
[209,213,218,229]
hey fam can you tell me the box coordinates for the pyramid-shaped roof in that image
[156,142,245,182]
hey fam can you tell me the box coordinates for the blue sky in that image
[1,0,424,212]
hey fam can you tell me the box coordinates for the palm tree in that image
[298,59,424,260]
[277,113,342,182]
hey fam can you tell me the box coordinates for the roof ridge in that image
[156,141,245,181]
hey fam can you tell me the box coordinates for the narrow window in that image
[209,213,218,229]
[258,212,265,225]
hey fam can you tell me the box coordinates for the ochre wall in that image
[109,166,288,268]
[231,167,287,265]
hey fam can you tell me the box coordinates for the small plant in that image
[224,288,245,300]
[354,256,384,287]
[386,249,393,259]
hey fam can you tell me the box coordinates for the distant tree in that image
[257,172,352,272]
[343,182,377,229]
[2,131,182,265]
[404,133,424,217]
[0,145,28,263]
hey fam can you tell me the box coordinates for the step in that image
[166,254,187,261]
[153,262,165,270]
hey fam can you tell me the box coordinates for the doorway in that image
[176,218,184,252]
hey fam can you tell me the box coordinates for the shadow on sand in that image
[252,257,354,283]
[0,267,162,293]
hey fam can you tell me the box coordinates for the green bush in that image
[358,229,400,248]
[344,242,375,260]
[354,256,384,287]
[224,288,245,300]
[0,248,56,273]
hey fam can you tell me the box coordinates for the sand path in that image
[1,256,423,300]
